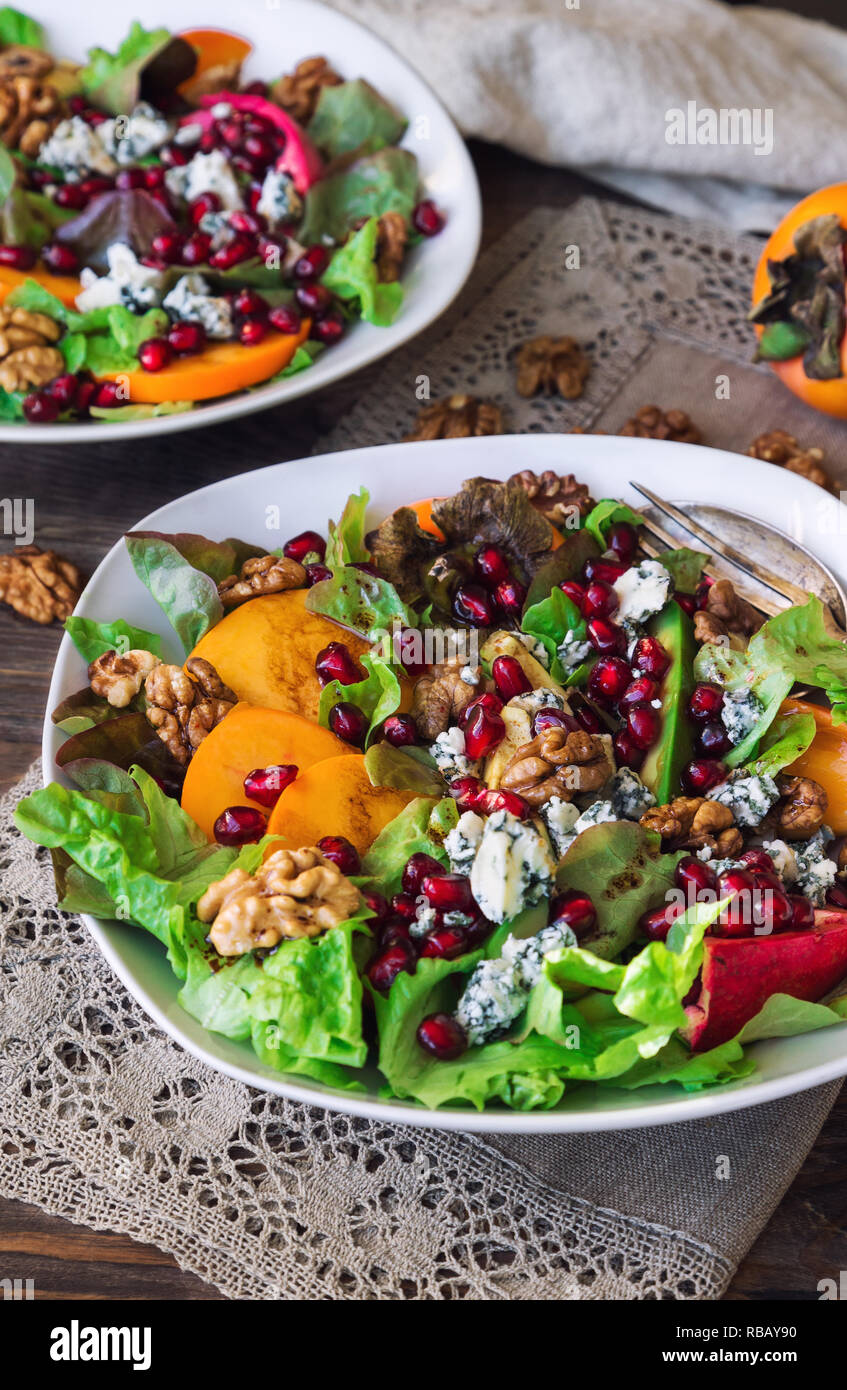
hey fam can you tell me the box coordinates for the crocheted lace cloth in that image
[2,200,844,1301]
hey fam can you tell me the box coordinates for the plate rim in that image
[40,432,847,1132]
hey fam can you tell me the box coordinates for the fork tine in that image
[638,533,782,618]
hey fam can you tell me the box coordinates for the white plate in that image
[6,0,481,443]
[42,434,847,1131]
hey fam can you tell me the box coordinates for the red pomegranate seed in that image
[44,373,78,409]
[474,545,510,587]
[258,232,286,261]
[242,80,269,98]
[167,320,206,355]
[391,892,419,921]
[294,245,329,280]
[295,282,331,317]
[582,580,618,620]
[619,676,659,710]
[268,303,301,334]
[213,805,267,845]
[315,641,361,686]
[474,788,531,818]
[138,337,172,372]
[492,655,531,700]
[233,287,268,319]
[416,1013,467,1059]
[675,592,698,618]
[0,243,35,269]
[570,695,603,733]
[317,834,361,876]
[531,708,580,736]
[421,929,466,960]
[363,889,390,925]
[422,873,474,912]
[790,895,816,929]
[180,232,212,265]
[314,311,344,346]
[588,655,630,704]
[826,883,847,910]
[448,775,485,811]
[283,529,325,563]
[53,184,87,210]
[606,521,638,564]
[587,616,625,655]
[459,693,503,729]
[711,869,756,937]
[549,889,597,938]
[92,380,122,409]
[209,236,255,270]
[74,378,97,414]
[756,885,794,934]
[239,317,267,346]
[368,943,415,993]
[244,133,276,164]
[613,728,645,770]
[200,128,221,153]
[22,391,58,423]
[632,635,670,679]
[189,191,221,224]
[115,168,145,191]
[328,700,367,746]
[698,721,731,756]
[218,117,244,147]
[231,210,265,237]
[41,242,79,274]
[493,577,527,618]
[141,254,170,272]
[559,579,586,609]
[626,703,662,750]
[305,562,332,586]
[584,557,627,585]
[380,920,414,950]
[640,900,685,942]
[382,713,418,747]
[69,95,86,114]
[143,165,166,189]
[243,763,298,807]
[682,758,726,794]
[737,849,775,875]
[412,199,445,236]
[674,855,717,897]
[150,230,185,264]
[402,852,445,896]
[696,577,714,609]
[453,583,496,627]
[688,683,724,722]
[464,703,506,759]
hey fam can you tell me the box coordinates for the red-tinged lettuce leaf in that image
[307,79,407,159]
[55,189,178,274]
[54,711,185,798]
[524,528,600,610]
[51,686,143,735]
[299,146,418,244]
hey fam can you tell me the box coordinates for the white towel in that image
[327,0,847,228]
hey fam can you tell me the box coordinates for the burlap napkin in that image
[2,199,845,1300]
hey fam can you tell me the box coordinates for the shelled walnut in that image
[0,303,63,391]
[0,543,82,623]
[197,846,360,955]
[89,649,160,708]
[641,796,742,856]
[0,71,63,156]
[271,56,342,123]
[403,393,503,442]
[144,657,236,765]
[619,405,701,444]
[499,728,612,807]
[693,578,764,649]
[411,662,479,739]
[515,335,590,399]
[508,468,594,524]
[747,430,836,494]
[218,553,306,607]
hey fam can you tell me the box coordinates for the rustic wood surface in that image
[1,130,846,1301]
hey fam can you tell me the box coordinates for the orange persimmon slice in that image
[266,753,417,856]
[781,696,847,833]
[0,264,82,308]
[176,28,253,96]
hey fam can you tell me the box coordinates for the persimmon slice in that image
[266,753,416,855]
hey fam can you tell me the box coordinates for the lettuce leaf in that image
[0,6,45,46]
[308,79,407,159]
[583,500,641,550]
[521,584,588,684]
[321,217,403,327]
[81,22,194,115]
[361,796,445,896]
[90,400,193,422]
[299,147,418,244]
[658,547,709,593]
[364,742,445,796]
[744,710,816,778]
[325,487,370,569]
[123,531,262,652]
[6,279,169,373]
[64,615,164,664]
[556,821,682,961]
[318,651,402,747]
[305,562,417,642]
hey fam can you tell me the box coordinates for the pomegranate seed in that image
[217,117,244,147]
[328,700,367,746]
[143,165,166,189]
[619,676,659,710]
[149,230,184,264]
[570,695,603,733]
[493,577,527,618]
[141,254,170,272]
[243,764,297,807]
[391,892,419,921]
[294,245,329,280]
[688,684,724,722]
[626,703,662,750]
[698,721,731,756]
[737,850,775,875]
[209,236,255,270]
[674,856,716,896]
[826,884,847,911]
[474,545,510,587]
[474,788,531,818]
[559,579,586,608]
[582,580,618,620]
[45,373,78,409]
[160,143,188,167]
[379,920,414,950]
[305,562,332,585]
[549,889,597,938]
[790,895,816,929]
[751,869,782,893]
[613,728,645,770]
[199,129,221,153]
[632,635,670,679]
[314,311,345,346]
[92,381,122,409]
[295,282,331,317]
[531,708,580,736]
[492,655,531,700]
[382,713,418,746]
[167,320,206,355]
[28,167,53,189]
[422,873,474,912]
[239,317,267,346]
[606,521,638,564]
[458,685,503,727]
[244,133,276,164]
[137,337,172,373]
[69,95,86,114]
[233,287,268,318]
[412,199,445,236]
[368,943,415,993]
[756,885,794,934]
[363,889,390,925]
[675,592,698,618]
[230,210,264,236]
[587,616,626,655]
[242,80,269,98]
[74,378,97,414]
[115,168,144,191]
[315,641,361,686]
[710,868,757,937]
[258,230,286,259]
[213,805,267,845]
[402,853,445,896]
[453,583,495,627]
[53,185,87,210]
[584,557,627,585]
[41,242,79,274]
[588,655,631,704]
[682,758,726,794]
[317,834,361,876]
[22,391,58,423]
[83,109,107,128]
[696,577,714,609]
[268,303,301,334]
[640,900,685,942]
[284,529,325,563]
[421,929,466,960]
[190,191,221,224]
[464,703,506,759]
[416,1013,466,1059]
[180,232,212,265]
[448,776,485,811]
[0,243,35,269]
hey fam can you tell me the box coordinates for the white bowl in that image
[7,0,481,443]
[43,434,847,1131]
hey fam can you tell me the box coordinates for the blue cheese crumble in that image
[444,810,485,875]
[518,632,551,669]
[515,687,565,713]
[256,167,303,227]
[539,796,580,858]
[430,726,481,783]
[469,810,556,923]
[76,243,165,313]
[707,773,779,827]
[721,687,763,746]
[165,148,244,211]
[162,274,234,339]
[455,922,577,1045]
[557,629,593,678]
[613,559,672,626]
[791,830,836,906]
[98,103,174,164]
[608,767,655,819]
[38,115,117,178]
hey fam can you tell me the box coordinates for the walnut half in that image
[403,393,503,442]
[412,662,479,739]
[0,543,82,623]
[693,578,764,650]
[508,468,594,524]
[500,728,613,807]
[144,656,236,765]
[218,554,306,607]
[641,796,742,856]
[197,846,361,956]
[89,648,160,708]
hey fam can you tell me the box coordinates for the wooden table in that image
[1,137,846,1302]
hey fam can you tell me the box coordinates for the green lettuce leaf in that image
[269,339,323,380]
[123,531,264,652]
[81,22,194,115]
[64,615,164,664]
[322,216,403,326]
[733,989,847,1043]
[89,401,194,422]
[307,79,407,158]
[557,821,683,961]
[6,279,169,372]
[364,742,445,796]
[521,584,587,684]
[744,710,816,778]
[0,386,24,419]
[318,651,401,747]
[325,487,370,569]
[305,562,417,642]
[584,500,641,550]
[362,796,444,896]
[299,147,418,244]
[658,547,709,593]
[0,6,45,46]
